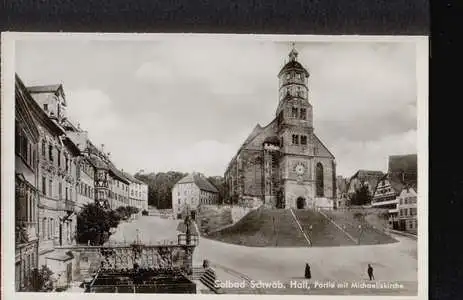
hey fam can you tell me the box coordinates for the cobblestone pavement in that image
[110,215,418,295]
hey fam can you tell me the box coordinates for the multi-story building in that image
[347,170,384,199]
[225,46,336,210]
[15,75,40,291]
[107,164,130,209]
[123,172,149,211]
[372,154,417,231]
[393,186,418,233]
[26,80,81,288]
[172,173,219,219]
[62,120,95,211]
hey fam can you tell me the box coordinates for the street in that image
[108,215,418,295]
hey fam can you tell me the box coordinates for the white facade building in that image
[172,173,219,219]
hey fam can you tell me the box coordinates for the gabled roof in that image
[348,169,384,194]
[313,134,335,159]
[86,154,109,170]
[243,124,263,144]
[62,136,81,156]
[27,84,62,94]
[17,75,66,136]
[15,74,40,143]
[107,162,131,184]
[176,173,219,193]
[388,154,418,176]
[122,172,146,185]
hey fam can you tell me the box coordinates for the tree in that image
[350,184,372,206]
[76,203,120,245]
[207,176,226,204]
[135,171,187,209]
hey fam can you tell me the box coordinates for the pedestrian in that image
[304,263,311,279]
[367,264,374,280]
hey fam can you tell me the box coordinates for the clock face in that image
[295,164,305,175]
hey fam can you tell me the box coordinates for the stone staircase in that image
[207,208,308,247]
[293,209,357,246]
[322,210,397,245]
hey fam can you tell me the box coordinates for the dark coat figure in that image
[304,263,311,279]
[367,264,374,280]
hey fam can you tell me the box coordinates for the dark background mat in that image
[2,1,461,299]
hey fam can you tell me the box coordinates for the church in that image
[224,46,336,209]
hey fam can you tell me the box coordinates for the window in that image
[41,141,46,156]
[316,163,324,197]
[32,150,36,169]
[43,104,48,111]
[42,218,46,239]
[48,145,53,161]
[49,180,53,197]
[292,107,298,118]
[42,176,47,195]
[300,108,306,120]
[301,135,307,145]
[286,73,290,79]
[292,134,299,144]
[65,187,68,201]
[57,150,61,167]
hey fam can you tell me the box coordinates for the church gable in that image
[242,118,278,151]
[313,134,335,159]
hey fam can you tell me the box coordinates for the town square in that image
[7,34,424,296]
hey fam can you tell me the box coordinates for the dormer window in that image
[286,73,290,80]
[43,104,48,111]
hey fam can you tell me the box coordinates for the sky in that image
[15,36,418,178]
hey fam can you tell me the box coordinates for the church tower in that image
[276,44,317,209]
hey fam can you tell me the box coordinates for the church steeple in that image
[289,42,298,62]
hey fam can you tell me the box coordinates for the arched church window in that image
[301,135,307,145]
[291,107,298,118]
[316,163,324,197]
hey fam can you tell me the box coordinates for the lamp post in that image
[308,224,313,246]
[358,225,363,245]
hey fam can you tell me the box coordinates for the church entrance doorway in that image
[296,197,306,209]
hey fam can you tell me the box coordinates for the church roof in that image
[263,135,280,146]
[278,60,310,77]
[176,173,219,193]
[243,124,263,144]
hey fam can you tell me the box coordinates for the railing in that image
[199,268,223,294]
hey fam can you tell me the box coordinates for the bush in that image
[142,210,149,216]
[29,265,54,292]
[115,206,140,220]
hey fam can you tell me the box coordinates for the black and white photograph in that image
[2,33,428,297]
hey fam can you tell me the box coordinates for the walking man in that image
[367,264,374,280]
[304,263,312,279]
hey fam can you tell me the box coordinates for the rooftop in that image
[176,173,219,193]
